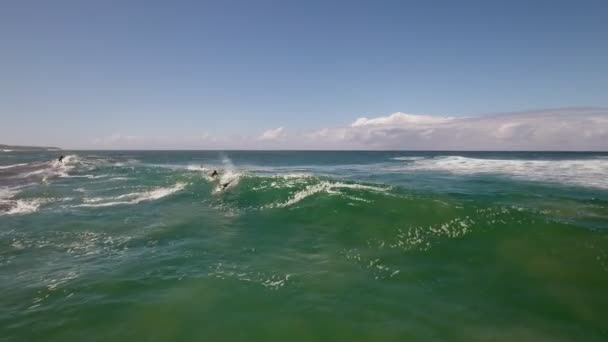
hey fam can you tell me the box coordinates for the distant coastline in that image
[0,144,61,152]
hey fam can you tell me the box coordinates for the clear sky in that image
[1,0,607,150]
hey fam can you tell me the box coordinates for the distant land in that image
[0,144,61,151]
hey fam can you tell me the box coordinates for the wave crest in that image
[77,182,187,208]
[268,181,389,208]
[405,156,608,189]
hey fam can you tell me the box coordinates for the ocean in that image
[1,150,607,341]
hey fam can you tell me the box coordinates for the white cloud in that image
[258,127,285,141]
[88,108,608,150]
[351,112,454,127]
[305,107,608,150]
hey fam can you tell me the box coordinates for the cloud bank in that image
[91,108,608,150]
[306,107,608,150]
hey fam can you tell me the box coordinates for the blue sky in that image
[1,0,607,149]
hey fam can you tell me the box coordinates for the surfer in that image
[58,155,64,163]
[208,169,232,190]
[209,169,232,190]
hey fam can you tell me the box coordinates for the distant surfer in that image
[210,170,219,178]
[58,155,64,163]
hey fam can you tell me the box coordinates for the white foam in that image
[1,199,43,215]
[16,168,46,178]
[50,154,79,168]
[212,170,241,193]
[405,156,608,189]
[186,164,208,171]
[83,192,141,204]
[269,173,313,179]
[269,181,388,208]
[0,187,42,216]
[107,177,131,181]
[0,163,28,169]
[207,262,291,290]
[13,154,80,180]
[0,187,18,200]
[63,174,107,179]
[77,182,186,207]
[46,271,79,291]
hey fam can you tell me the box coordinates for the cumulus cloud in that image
[304,107,608,150]
[258,127,285,141]
[351,112,454,127]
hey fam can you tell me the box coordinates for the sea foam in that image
[77,182,187,207]
[0,163,28,170]
[268,181,388,208]
[0,198,44,216]
[405,156,608,189]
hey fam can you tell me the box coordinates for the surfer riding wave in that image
[210,169,233,190]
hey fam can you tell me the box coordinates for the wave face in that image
[1,150,608,341]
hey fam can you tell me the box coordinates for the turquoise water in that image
[1,151,607,341]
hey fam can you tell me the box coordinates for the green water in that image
[1,151,607,341]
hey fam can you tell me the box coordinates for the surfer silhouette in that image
[209,169,231,190]
[58,155,64,163]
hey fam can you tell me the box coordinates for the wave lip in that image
[77,182,187,208]
[268,181,389,208]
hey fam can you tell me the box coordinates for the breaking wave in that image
[77,182,187,208]
[267,181,389,208]
[1,199,43,215]
[2,152,607,218]
[403,156,608,189]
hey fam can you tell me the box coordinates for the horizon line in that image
[43,149,608,153]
